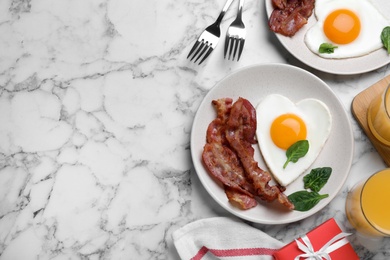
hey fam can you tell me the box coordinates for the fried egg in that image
[256,94,332,186]
[304,0,390,59]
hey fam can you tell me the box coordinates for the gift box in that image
[273,218,359,260]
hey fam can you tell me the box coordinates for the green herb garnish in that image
[319,43,338,54]
[288,191,329,212]
[283,140,309,169]
[289,166,332,211]
[303,167,332,192]
[381,26,390,54]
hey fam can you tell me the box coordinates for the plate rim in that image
[190,63,354,224]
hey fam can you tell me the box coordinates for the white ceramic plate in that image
[191,64,354,224]
[265,0,390,75]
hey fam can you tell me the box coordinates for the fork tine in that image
[225,38,230,59]
[190,41,206,61]
[224,36,230,59]
[236,39,245,61]
[187,40,201,59]
[194,43,210,63]
[199,47,213,65]
[230,39,237,60]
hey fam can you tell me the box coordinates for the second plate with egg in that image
[265,0,390,75]
[191,64,354,224]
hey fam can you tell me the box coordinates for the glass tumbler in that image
[345,168,390,238]
[367,84,390,146]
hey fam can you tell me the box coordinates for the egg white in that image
[256,94,332,187]
[305,0,390,59]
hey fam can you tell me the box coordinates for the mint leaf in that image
[381,26,390,54]
[288,191,329,211]
[283,140,309,169]
[319,43,338,54]
[303,167,332,192]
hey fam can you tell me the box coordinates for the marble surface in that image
[0,0,389,259]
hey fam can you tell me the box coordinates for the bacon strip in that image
[269,0,315,37]
[225,187,258,210]
[225,98,294,210]
[202,98,257,209]
[202,142,254,198]
[206,98,233,145]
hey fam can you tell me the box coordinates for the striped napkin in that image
[172,217,284,260]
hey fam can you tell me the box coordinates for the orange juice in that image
[367,84,390,146]
[346,169,390,237]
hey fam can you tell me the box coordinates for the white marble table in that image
[0,0,389,259]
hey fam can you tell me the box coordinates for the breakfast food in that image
[202,98,258,210]
[256,94,332,186]
[268,0,315,36]
[202,98,294,210]
[304,0,390,58]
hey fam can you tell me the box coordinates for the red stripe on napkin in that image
[191,246,277,259]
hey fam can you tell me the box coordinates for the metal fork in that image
[187,0,234,65]
[224,0,246,61]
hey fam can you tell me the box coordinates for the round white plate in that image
[191,64,354,224]
[265,0,390,75]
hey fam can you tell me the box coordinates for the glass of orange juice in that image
[367,84,390,146]
[345,168,390,239]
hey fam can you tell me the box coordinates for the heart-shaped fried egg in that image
[256,94,332,186]
[304,0,390,59]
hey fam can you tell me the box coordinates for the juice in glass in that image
[367,84,390,146]
[345,168,390,237]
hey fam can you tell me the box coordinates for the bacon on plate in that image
[268,0,315,37]
[225,98,294,210]
[201,97,294,210]
[202,98,257,209]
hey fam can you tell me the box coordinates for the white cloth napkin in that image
[173,217,284,260]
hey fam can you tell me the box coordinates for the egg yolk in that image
[270,113,307,150]
[323,9,361,44]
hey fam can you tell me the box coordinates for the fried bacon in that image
[205,98,233,145]
[202,97,294,210]
[225,98,294,210]
[268,0,315,37]
[202,142,255,198]
[225,187,258,210]
[202,98,257,210]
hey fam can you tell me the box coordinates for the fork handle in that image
[215,0,235,25]
[237,0,245,20]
